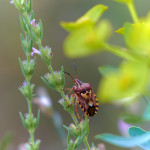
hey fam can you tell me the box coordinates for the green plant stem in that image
[83,137,90,150]
[27,99,35,146]
[104,43,150,65]
[29,131,35,145]
[26,82,35,146]
[26,48,35,147]
[59,89,66,100]
[127,1,139,23]
[48,65,54,75]
[103,43,136,61]
[28,100,32,116]
[71,113,78,127]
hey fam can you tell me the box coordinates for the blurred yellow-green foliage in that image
[1,0,150,149]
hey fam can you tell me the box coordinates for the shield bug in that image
[65,67,99,121]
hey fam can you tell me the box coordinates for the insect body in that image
[65,71,99,121]
[73,79,99,118]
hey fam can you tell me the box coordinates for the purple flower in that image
[30,19,36,27]
[118,119,131,137]
[9,0,14,4]
[31,47,41,56]
[98,143,106,150]
[33,87,53,116]
[22,81,27,86]
[18,143,28,150]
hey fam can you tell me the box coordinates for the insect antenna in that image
[64,71,77,84]
[73,63,78,78]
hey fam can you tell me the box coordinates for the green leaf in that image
[18,58,26,77]
[121,113,145,124]
[0,133,13,150]
[129,126,146,136]
[78,4,107,24]
[129,126,150,149]
[121,103,150,124]
[67,129,71,146]
[27,0,32,13]
[63,20,112,58]
[61,4,108,32]
[41,76,55,90]
[20,15,27,32]
[74,131,87,149]
[98,65,118,77]
[115,27,124,34]
[19,112,28,130]
[63,125,69,132]
[35,110,40,129]
[95,130,150,148]
[39,19,43,40]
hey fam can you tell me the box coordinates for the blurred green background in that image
[0,0,150,149]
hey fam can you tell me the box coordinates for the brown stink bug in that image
[65,67,99,121]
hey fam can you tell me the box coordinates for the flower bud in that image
[24,113,37,132]
[64,117,89,139]
[19,81,35,100]
[19,111,40,132]
[20,34,33,55]
[13,0,25,13]
[29,19,43,43]
[58,95,75,114]
[19,58,36,80]
[40,46,53,66]
[69,123,80,137]
[42,66,65,92]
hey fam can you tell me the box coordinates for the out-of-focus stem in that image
[127,1,139,23]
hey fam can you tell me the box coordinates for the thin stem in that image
[48,65,54,75]
[127,1,139,23]
[59,89,66,100]
[26,76,35,146]
[103,43,136,61]
[71,113,78,127]
[27,97,35,146]
[30,131,35,145]
[104,43,150,65]
[28,100,32,116]
[83,137,90,150]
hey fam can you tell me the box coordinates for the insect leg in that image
[67,94,75,108]
[75,98,81,122]
[83,110,88,120]
[64,87,74,95]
